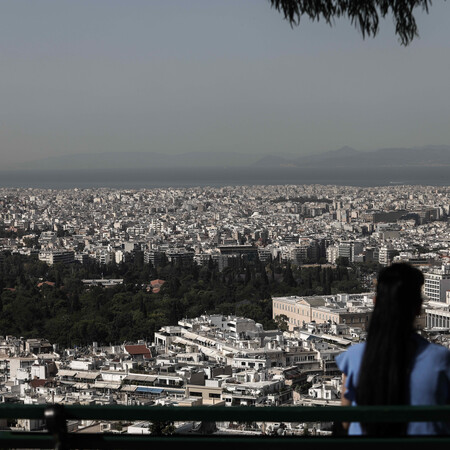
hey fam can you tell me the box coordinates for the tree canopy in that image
[269,0,436,45]
[0,251,370,347]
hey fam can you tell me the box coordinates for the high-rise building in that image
[351,241,364,262]
[218,244,258,261]
[326,245,339,264]
[291,245,309,265]
[423,265,450,304]
[378,245,397,266]
[144,250,166,267]
[38,250,75,265]
[166,248,195,265]
[338,241,352,261]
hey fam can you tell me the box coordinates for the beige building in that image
[185,379,225,406]
[272,294,373,332]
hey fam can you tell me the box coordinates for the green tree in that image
[269,0,436,45]
[274,314,289,332]
[282,263,297,287]
[149,421,175,436]
[335,256,350,267]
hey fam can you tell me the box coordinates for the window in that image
[209,393,221,398]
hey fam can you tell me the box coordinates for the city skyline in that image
[1,1,450,169]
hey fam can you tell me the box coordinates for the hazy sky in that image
[1,0,450,167]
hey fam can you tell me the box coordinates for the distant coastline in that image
[0,166,448,189]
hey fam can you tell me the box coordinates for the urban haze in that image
[1,0,450,440]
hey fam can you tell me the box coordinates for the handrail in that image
[1,403,449,422]
[0,404,449,449]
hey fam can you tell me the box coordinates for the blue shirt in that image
[335,334,450,435]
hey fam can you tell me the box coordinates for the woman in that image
[336,262,450,435]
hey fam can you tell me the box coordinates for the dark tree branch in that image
[269,0,435,45]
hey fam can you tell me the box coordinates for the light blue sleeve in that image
[335,344,365,403]
[439,346,450,404]
[410,341,450,406]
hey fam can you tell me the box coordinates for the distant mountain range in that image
[6,145,450,171]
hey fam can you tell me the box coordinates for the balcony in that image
[0,403,449,448]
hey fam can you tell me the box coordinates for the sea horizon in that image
[0,166,449,190]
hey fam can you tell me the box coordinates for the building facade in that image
[424,265,450,304]
[272,294,373,332]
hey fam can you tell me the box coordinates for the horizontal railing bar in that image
[1,432,450,450]
[0,404,449,422]
[0,431,54,448]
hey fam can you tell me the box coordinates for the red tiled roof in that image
[30,379,47,388]
[124,345,151,357]
[149,279,165,294]
[37,281,56,288]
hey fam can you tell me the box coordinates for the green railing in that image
[0,403,449,449]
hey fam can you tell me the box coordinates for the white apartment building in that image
[423,265,450,304]
[326,245,338,264]
[38,250,75,265]
[378,244,398,266]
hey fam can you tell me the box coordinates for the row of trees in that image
[0,251,374,347]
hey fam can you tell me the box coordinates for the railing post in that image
[45,404,68,450]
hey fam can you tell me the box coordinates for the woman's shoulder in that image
[414,334,450,367]
[335,342,366,373]
[414,333,450,352]
[344,342,366,357]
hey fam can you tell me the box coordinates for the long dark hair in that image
[356,263,424,436]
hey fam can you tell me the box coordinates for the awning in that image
[72,383,90,390]
[75,372,100,380]
[200,347,222,358]
[123,374,157,383]
[120,385,137,392]
[57,370,78,377]
[136,387,164,394]
[94,381,121,390]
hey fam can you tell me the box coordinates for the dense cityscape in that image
[0,0,449,444]
[0,183,449,435]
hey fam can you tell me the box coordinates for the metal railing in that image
[0,403,449,449]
